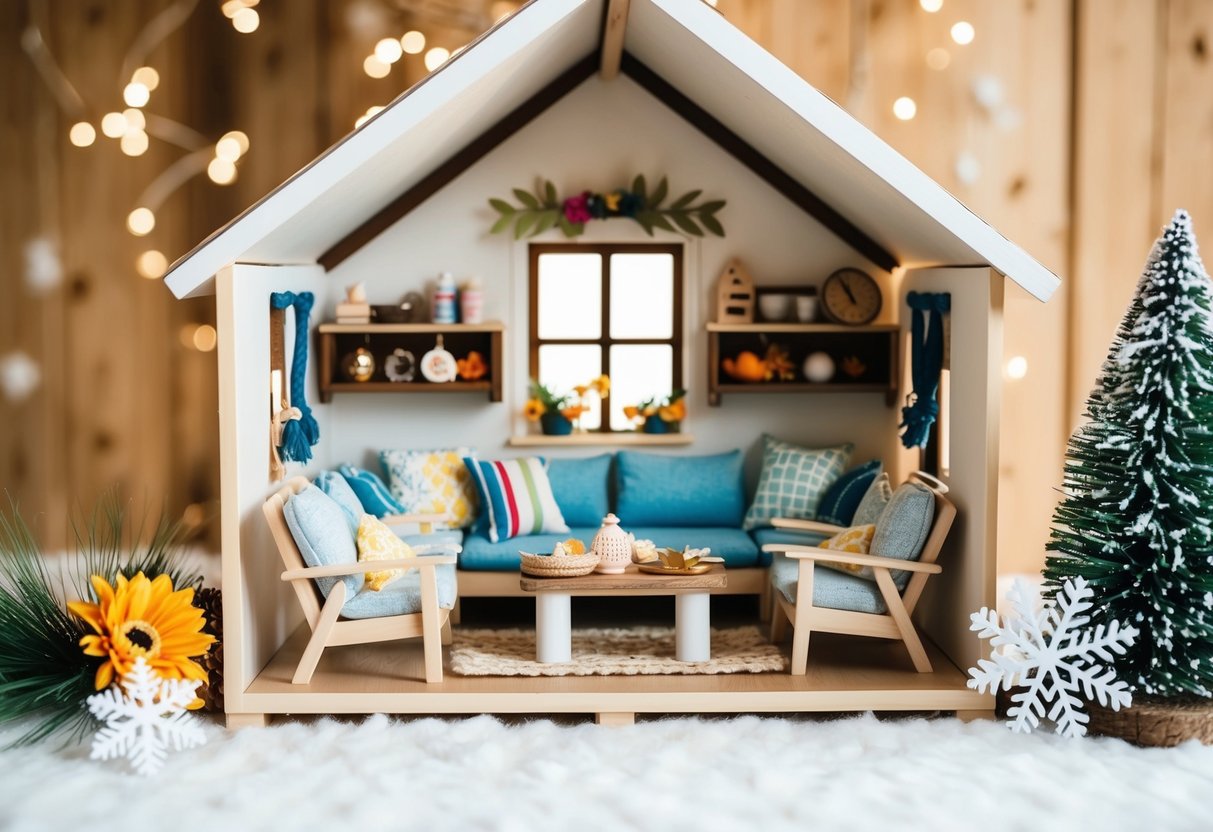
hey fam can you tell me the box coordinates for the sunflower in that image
[523,398,546,421]
[623,405,640,422]
[590,374,610,396]
[659,399,686,423]
[67,572,215,697]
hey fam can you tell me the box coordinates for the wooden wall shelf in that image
[707,322,899,406]
[508,432,694,447]
[317,321,504,403]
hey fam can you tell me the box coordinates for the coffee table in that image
[519,564,728,663]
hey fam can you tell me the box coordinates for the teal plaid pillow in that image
[742,436,852,530]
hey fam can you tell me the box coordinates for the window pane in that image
[538,344,603,430]
[609,253,674,339]
[538,253,601,339]
[608,344,673,431]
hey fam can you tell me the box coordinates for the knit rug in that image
[449,625,787,676]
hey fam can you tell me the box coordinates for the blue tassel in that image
[271,291,319,464]
[899,291,950,449]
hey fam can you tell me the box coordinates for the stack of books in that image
[336,302,370,324]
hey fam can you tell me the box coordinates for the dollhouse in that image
[163,0,1060,727]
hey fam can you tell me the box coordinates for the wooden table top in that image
[519,563,727,593]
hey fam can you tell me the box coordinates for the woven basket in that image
[519,551,599,577]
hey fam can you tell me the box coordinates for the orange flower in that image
[659,399,686,422]
[590,374,610,396]
[456,350,487,381]
[623,405,640,422]
[574,384,590,397]
[561,405,588,419]
[523,399,546,421]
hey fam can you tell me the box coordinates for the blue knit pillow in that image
[314,470,364,537]
[816,460,882,527]
[339,464,405,518]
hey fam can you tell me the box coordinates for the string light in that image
[193,324,218,351]
[231,7,260,33]
[1005,356,1028,380]
[215,136,242,161]
[127,207,156,236]
[207,157,237,184]
[123,81,150,107]
[400,30,425,54]
[919,0,943,12]
[220,130,249,154]
[951,21,975,45]
[136,250,168,279]
[355,105,384,128]
[120,130,150,156]
[893,96,917,120]
[100,112,128,138]
[123,108,146,130]
[69,121,96,147]
[363,55,390,78]
[131,66,159,91]
[424,47,450,71]
[375,37,403,64]
[926,48,951,71]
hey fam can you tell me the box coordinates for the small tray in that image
[636,562,715,576]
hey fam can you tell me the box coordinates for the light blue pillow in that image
[742,435,853,530]
[870,481,936,589]
[314,470,363,537]
[339,464,405,518]
[282,484,362,599]
[547,454,612,527]
[615,450,744,527]
[853,472,893,526]
[816,460,882,527]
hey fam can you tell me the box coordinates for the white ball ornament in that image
[803,352,835,383]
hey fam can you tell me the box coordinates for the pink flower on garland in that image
[563,191,592,224]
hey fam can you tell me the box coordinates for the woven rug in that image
[449,625,787,676]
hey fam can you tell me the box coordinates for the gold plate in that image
[637,562,715,576]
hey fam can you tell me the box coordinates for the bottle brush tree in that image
[1045,209,1213,698]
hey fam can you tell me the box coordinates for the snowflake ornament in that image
[86,655,207,776]
[967,577,1139,738]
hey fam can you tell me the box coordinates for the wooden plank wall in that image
[3,0,1212,574]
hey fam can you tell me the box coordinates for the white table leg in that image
[536,593,572,663]
[674,592,710,662]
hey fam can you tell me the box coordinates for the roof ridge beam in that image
[599,0,631,80]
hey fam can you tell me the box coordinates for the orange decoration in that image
[841,355,867,378]
[721,351,766,382]
[456,350,488,381]
[763,343,795,381]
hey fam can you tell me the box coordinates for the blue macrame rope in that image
[899,291,951,449]
[271,291,319,463]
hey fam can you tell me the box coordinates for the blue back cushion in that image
[282,484,362,598]
[314,470,363,537]
[547,454,612,527]
[815,460,882,526]
[338,464,405,518]
[615,450,745,527]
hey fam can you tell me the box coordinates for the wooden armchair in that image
[762,472,956,674]
[263,477,460,685]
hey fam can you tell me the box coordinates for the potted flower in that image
[624,389,686,434]
[524,375,609,435]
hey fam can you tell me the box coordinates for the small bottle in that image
[460,277,484,324]
[432,271,456,324]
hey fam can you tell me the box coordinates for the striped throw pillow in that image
[462,456,569,543]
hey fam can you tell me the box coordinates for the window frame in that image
[528,242,684,433]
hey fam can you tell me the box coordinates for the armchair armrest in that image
[759,544,942,574]
[281,554,457,582]
[771,518,845,535]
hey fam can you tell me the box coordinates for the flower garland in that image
[489,176,726,239]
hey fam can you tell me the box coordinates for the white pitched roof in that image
[164,0,1060,301]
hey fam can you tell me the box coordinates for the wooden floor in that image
[239,624,988,717]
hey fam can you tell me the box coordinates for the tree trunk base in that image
[1086,696,1213,747]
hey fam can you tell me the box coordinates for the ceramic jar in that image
[591,513,632,574]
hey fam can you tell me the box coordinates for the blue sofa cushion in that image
[547,454,612,527]
[314,470,364,537]
[339,562,458,619]
[615,450,745,527]
[282,484,363,599]
[626,527,759,568]
[769,553,887,615]
[339,464,406,518]
[460,527,600,571]
[816,460,882,527]
[459,526,762,570]
[750,527,829,567]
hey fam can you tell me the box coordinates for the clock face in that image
[821,268,882,325]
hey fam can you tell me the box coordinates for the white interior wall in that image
[219,263,334,709]
[326,75,899,482]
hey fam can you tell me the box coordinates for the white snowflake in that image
[86,655,207,776]
[967,577,1139,738]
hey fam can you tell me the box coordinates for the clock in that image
[821,268,882,325]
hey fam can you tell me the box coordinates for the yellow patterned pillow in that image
[380,448,479,529]
[816,524,877,580]
[356,515,416,591]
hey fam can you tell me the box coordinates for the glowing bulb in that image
[220,130,249,154]
[355,105,384,128]
[122,108,146,131]
[69,121,96,147]
[375,37,403,64]
[926,47,951,71]
[131,66,159,91]
[120,130,149,156]
[400,30,425,54]
[892,96,917,120]
[215,136,242,161]
[919,0,943,11]
[207,157,238,185]
[1005,355,1028,380]
[136,250,168,279]
[951,21,975,45]
[127,207,155,236]
[123,82,150,108]
[101,112,128,138]
[424,47,450,71]
[363,55,390,79]
[193,324,218,352]
[232,7,259,33]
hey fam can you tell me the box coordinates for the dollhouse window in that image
[529,243,683,431]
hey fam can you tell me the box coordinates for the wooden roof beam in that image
[599,0,631,80]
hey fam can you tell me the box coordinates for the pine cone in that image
[195,586,224,712]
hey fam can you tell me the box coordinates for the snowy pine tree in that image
[1045,209,1213,698]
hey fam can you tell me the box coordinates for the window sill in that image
[507,432,694,447]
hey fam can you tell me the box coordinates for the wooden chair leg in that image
[449,598,461,625]
[293,581,345,685]
[440,613,453,645]
[790,560,815,675]
[769,598,788,643]
[419,570,444,684]
[875,569,932,673]
[759,577,773,624]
